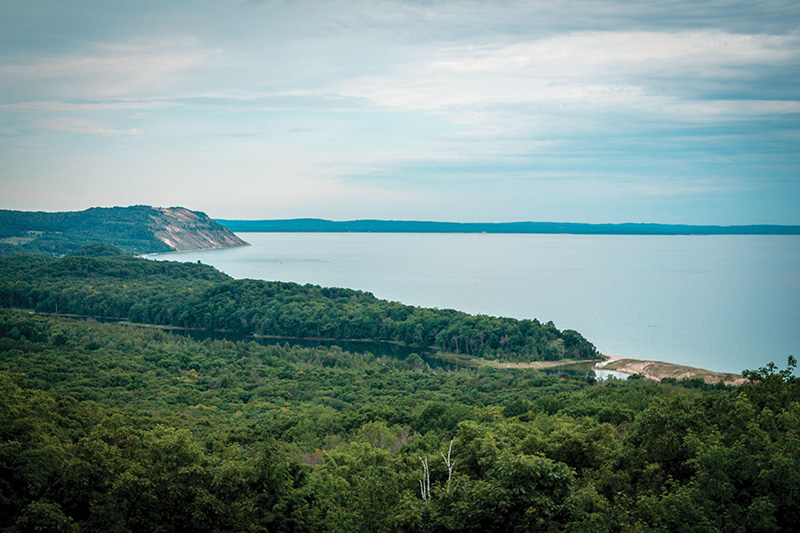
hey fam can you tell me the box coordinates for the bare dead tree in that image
[440,438,456,491]
[419,457,431,503]
[419,439,455,502]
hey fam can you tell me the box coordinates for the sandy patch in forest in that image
[463,352,746,386]
[602,356,746,386]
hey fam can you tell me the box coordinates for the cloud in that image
[666,99,800,120]
[338,30,799,113]
[1,0,798,223]
[0,38,221,101]
[37,117,143,136]
[0,100,176,112]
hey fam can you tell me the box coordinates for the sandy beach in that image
[599,354,746,386]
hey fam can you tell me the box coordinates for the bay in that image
[150,233,800,374]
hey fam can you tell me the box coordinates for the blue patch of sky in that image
[0,0,798,223]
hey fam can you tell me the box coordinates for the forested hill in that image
[0,205,248,256]
[2,247,800,531]
[217,218,800,235]
[1,301,798,531]
[0,247,597,362]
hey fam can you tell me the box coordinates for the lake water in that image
[150,233,800,375]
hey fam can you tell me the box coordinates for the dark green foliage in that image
[0,206,244,257]
[0,206,174,256]
[68,243,129,258]
[0,310,593,532]
[0,254,597,362]
[741,355,799,411]
[0,370,311,532]
[1,253,797,531]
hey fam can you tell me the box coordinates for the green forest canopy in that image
[0,206,244,256]
[0,248,597,362]
[0,309,798,532]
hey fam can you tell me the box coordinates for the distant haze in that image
[1,1,798,224]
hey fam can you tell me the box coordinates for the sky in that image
[1,0,798,224]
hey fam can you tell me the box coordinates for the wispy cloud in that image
[37,117,143,137]
[0,38,220,101]
[0,100,177,112]
[337,30,799,115]
[0,1,798,223]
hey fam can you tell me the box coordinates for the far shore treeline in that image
[217,218,800,235]
[0,244,597,362]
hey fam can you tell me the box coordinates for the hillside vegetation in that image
[0,247,596,362]
[0,206,248,256]
[1,308,797,532]
[2,245,798,532]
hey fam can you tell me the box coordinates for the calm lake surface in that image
[150,233,800,374]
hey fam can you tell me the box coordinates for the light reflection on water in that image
[594,369,630,381]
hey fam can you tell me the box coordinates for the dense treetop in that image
[2,243,797,531]
[1,309,797,532]
[0,249,597,362]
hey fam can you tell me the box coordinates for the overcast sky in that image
[1,0,798,224]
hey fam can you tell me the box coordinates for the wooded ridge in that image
[0,206,248,256]
[1,306,797,532]
[0,246,597,362]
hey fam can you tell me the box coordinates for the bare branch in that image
[419,456,431,503]
[440,438,456,491]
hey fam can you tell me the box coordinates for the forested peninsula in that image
[0,247,596,362]
[217,218,800,235]
[0,206,248,256]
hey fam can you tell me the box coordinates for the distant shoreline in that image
[216,218,800,236]
[438,352,746,386]
[20,305,748,385]
[598,354,746,386]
